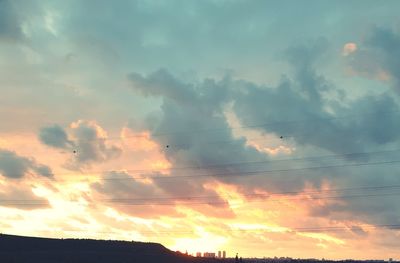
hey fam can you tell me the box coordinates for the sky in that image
[1,0,400,259]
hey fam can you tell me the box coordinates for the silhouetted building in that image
[204,252,216,258]
[196,252,202,257]
[218,251,221,258]
[223,251,226,258]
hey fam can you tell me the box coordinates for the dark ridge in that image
[0,234,223,263]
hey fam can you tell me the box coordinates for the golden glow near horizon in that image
[0,129,398,260]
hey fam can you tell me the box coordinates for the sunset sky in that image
[1,0,400,259]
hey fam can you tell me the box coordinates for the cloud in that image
[366,27,400,89]
[123,39,400,228]
[127,69,272,196]
[91,171,182,218]
[39,120,122,168]
[0,183,49,210]
[39,124,72,149]
[230,43,400,226]
[347,26,400,89]
[0,149,53,179]
[128,69,197,103]
[92,170,234,219]
[70,120,121,165]
[308,164,400,226]
[233,43,400,156]
[342,42,357,56]
[2,0,400,256]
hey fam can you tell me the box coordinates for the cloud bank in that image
[0,149,53,179]
[39,120,122,169]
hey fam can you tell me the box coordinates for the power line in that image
[5,148,400,180]
[100,192,400,206]
[99,159,400,181]
[2,184,400,206]
[236,224,400,233]
[104,184,400,202]
[4,157,400,182]
[288,224,400,232]
[124,148,400,173]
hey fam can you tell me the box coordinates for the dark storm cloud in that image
[0,0,23,40]
[39,121,122,168]
[0,149,53,178]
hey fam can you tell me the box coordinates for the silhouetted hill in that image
[0,234,223,263]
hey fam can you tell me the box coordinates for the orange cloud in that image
[342,42,357,56]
